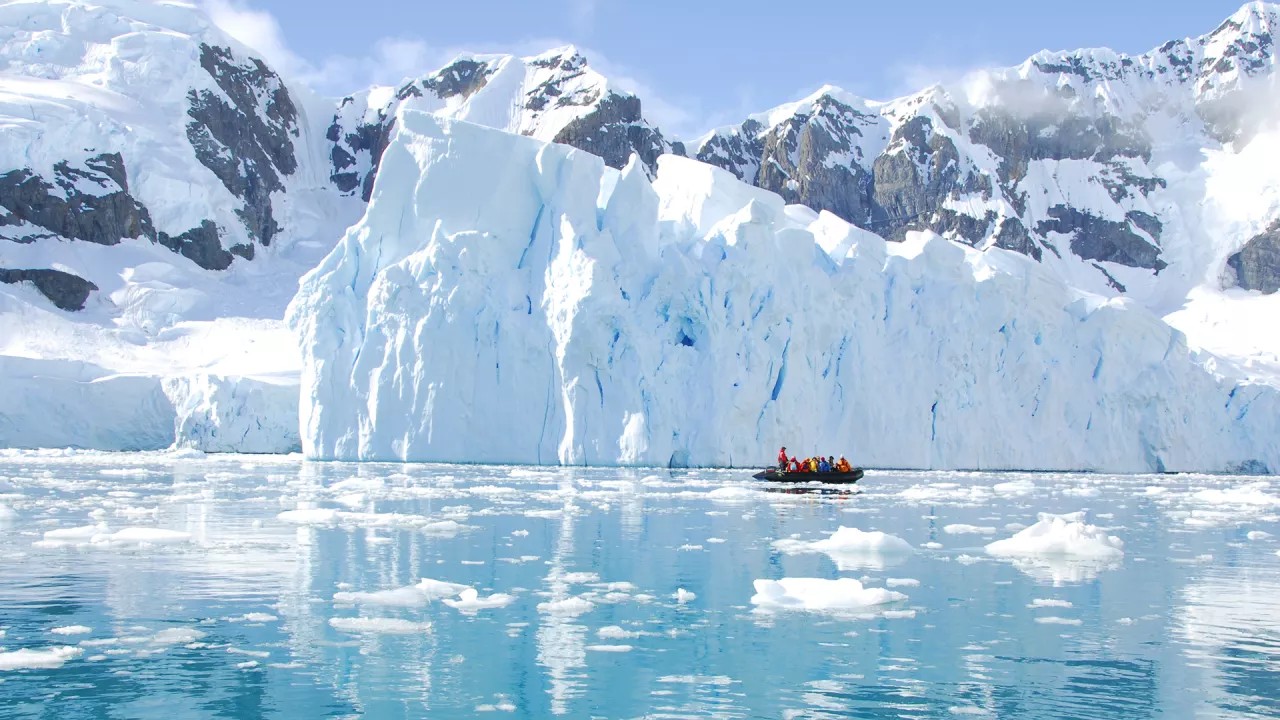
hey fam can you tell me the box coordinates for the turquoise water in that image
[0,453,1277,719]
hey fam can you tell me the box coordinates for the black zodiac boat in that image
[752,468,864,484]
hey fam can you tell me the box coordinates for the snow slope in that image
[289,112,1280,472]
[0,0,358,451]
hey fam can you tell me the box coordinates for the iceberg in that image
[289,111,1280,472]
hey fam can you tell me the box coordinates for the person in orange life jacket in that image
[777,446,789,471]
[836,456,852,473]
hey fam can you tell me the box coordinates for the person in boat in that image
[789,456,801,472]
[818,457,832,472]
[827,456,836,472]
[808,457,819,473]
[836,456,852,473]
[777,446,789,471]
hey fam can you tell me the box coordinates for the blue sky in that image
[205,0,1253,137]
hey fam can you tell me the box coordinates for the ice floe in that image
[0,646,82,670]
[985,512,1124,559]
[328,617,431,634]
[985,511,1124,584]
[943,524,997,535]
[442,588,516,613]
[333,578,474,607]
[774,526,913,571]
[750,578,907,615]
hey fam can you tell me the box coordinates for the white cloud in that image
[201,0,307,77]
[201,0,448,95]
[886,59,1001,102]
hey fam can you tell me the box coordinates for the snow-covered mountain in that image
[1,0,1279,464]
[692,3,1280,307]
[326,46,679,201]
[290,113,1280,472]
[0,0,357,452]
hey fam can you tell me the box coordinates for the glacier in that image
[289,112,1280,472]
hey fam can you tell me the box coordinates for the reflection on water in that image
[0,456,1276,718]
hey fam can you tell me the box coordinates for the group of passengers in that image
[776,446,852,474]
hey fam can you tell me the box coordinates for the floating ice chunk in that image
[1190,484,1279,507]
[278,506,465,534]
[707,487,764,503]
[0,646,82,670]
[328,617,431,634]
[674,588,696,604]
[41,523,108,542]
[1246,530,1272,540]
[443,588,515,613]
[50,625,92,636]
[944,524,997,535]
[149,628,206,645]
[0,503,16,520]
[597,626,643,639]
[1034,616,1082,625]
[586,644,633,652]
[750,578,906,614]
[986,512,1123,584]
[230,614,278,623]
[922,542,943,549]
[417,578,472,599]
[993,479,1036,495]
[775,526,914,571]
[277,508,341,525]
[537,597,595,616]
[899,484,989,504]
[1028,599,1073,608]
[334,578,470,606]
[886,578,920,588]
[985,512,1124,559]
[90,527,191,546]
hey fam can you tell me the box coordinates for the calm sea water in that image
[0,452,1276,719]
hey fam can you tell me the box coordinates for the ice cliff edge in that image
[288,110,1279,472]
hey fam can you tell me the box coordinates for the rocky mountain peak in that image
[326,44,677,200]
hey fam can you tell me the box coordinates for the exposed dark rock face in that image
[552,93,672,174]
[186,42,300,247]
[0,151,257,274]
[871,115,965,241]
[753,96,879,224]
[1036,205,1166,271]
[0,153,154,245]
[0,268,98,310]
[157,220,253,271]
[696,119,766,182]
[1226,219,1280,294]
[328,105,395,201]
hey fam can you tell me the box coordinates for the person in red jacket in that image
[789,457,801,472]
[777,446,789,471]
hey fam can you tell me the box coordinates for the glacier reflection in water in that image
[0,453,1276,719]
